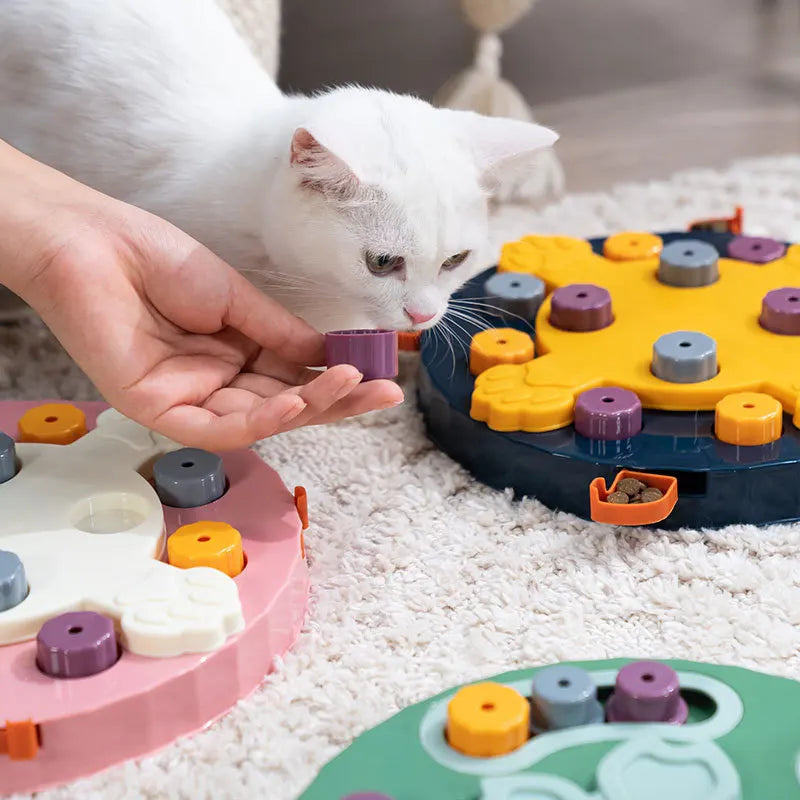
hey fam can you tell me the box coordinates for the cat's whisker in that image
[449,298,535,331]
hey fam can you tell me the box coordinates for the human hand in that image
[0,141,404,449]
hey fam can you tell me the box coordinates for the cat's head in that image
[263,87,558,333]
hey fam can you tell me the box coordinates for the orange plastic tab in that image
[447,682,530,757]
[689,206,743,235]
[397,331,421,351]
[715,392,782,446]
[294,486,309,529]
[602,232,662,261]
[167,521,244,577]
[590,470,678,526]
[17,403,87,445]
[469,328,534,376]
[1,720,39,760]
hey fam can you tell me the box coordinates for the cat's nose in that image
[405,308,436,326]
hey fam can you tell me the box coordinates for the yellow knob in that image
[469,329,534,376]
[17,403,87,445]
[715,392,782,446]
[447,682,530,757]
[167,521,244,577]
[603,232,662,261]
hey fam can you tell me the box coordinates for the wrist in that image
[0,140,89,308]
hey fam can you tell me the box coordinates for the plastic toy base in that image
[301,658,800,800]
[418,230,800,530]
[0,401,309,795]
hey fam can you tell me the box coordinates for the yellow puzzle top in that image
[470,233,800,434]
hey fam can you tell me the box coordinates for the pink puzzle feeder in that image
[0,401,310,795]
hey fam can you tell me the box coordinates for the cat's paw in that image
[491,148,565,205]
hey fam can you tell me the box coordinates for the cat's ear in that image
[290,127,360,201]
[440,109,558,187]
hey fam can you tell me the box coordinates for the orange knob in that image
[17,403,87,445]
[167,521,244,577]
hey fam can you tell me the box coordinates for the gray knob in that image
[652,331,717,383]
[153,448,226,508]
[530,665,604,730]
[0,431,17,484]
[484,272,546,322]
[0,550,27,611]
[658,239,719,287]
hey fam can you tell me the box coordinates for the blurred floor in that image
[281,0,800,190]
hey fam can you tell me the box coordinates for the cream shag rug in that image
[5,156,800,800]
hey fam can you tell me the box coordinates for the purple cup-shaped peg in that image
[36,610,119,679]
[759,288,800,335]
[325,330,399,381]
[605,660,688,724]
[574,387,643,441]
[550,284,613,332]
[727,235,786,264]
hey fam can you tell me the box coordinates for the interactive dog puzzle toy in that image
[301,657,800,799]
[418,212,800,528]
[0,401,309,795]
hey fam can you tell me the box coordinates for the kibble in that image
[605,478,665,506]
[617,478,646,497]
[607,491,629,504]
[639,487,664,503]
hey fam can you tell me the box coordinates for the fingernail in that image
[336,375,363,399]
[281,399,306,422]
[380,397,404,409]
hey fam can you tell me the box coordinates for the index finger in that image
[224,268,325,366]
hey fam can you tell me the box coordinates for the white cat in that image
[0,0,558,333]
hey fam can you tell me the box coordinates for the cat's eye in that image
[366,251,405,276]
[441,250,471,271]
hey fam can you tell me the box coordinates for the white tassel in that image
[436,33,534,122]
[434,0,564,203]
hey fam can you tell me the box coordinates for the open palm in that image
[23,196,403,450]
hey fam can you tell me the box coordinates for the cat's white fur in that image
[0,0,558,332]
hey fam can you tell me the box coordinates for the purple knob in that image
[340,795,394,800]
[36,611,119,679]
[549,284,613,332]
[325,330,399,381]
[727,235,786,264]
[759,288,800,335]
[605,660,688,724]
[574,387,642,440]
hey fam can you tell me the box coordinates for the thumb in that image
[142,233,326,366]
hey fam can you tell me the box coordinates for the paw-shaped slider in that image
[498,235,592,277]
[471,363,574,432]
[113,564,244,657]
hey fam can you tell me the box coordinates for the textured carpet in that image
[5,156,800,800]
